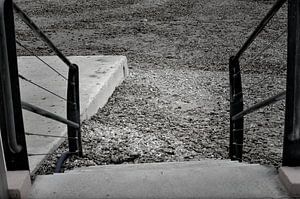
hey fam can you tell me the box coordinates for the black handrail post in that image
[229,56,244,161]
[282,0,300,166]
[0,0,29,171]
[67,64,82,157]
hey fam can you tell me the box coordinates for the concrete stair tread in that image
[29,161,288,199]
[63,160,260,174]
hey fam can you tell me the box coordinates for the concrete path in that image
[18,55,128,172]
[29,160,289,199]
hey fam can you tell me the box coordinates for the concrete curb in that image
[7,171,31,199]
[279,166,300,197]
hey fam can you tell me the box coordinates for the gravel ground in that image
[13,0,288,174]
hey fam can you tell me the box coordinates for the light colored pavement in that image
[18,55,128,172]
[29,160,289,199]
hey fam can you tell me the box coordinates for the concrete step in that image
[63,159,259,174]
[29,161,288,199]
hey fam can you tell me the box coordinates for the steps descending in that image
[29,160,289,199]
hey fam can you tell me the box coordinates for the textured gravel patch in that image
[36,68,286,175]
[14,0,287,73]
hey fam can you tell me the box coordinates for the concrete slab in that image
[18,55,128,173]
[29,162,288,199]
[7,171,31,199]
[279,167,300,197]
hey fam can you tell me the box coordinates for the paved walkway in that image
[18,55,128,172]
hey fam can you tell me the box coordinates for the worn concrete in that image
[7,171,31,199]
[0,133,9,199]
[30,161,288,199]
[18,55,128,173]
[64,159,257,174]
[279,167,300,197]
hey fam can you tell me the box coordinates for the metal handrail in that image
[13,3,75,69]
[233,0,287,60]
[232,91,286,121]
[14,3,83,171]
[0,0,22,153]
[229,0,287,161]
[0,0,82,172]
[21,101,80,129]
